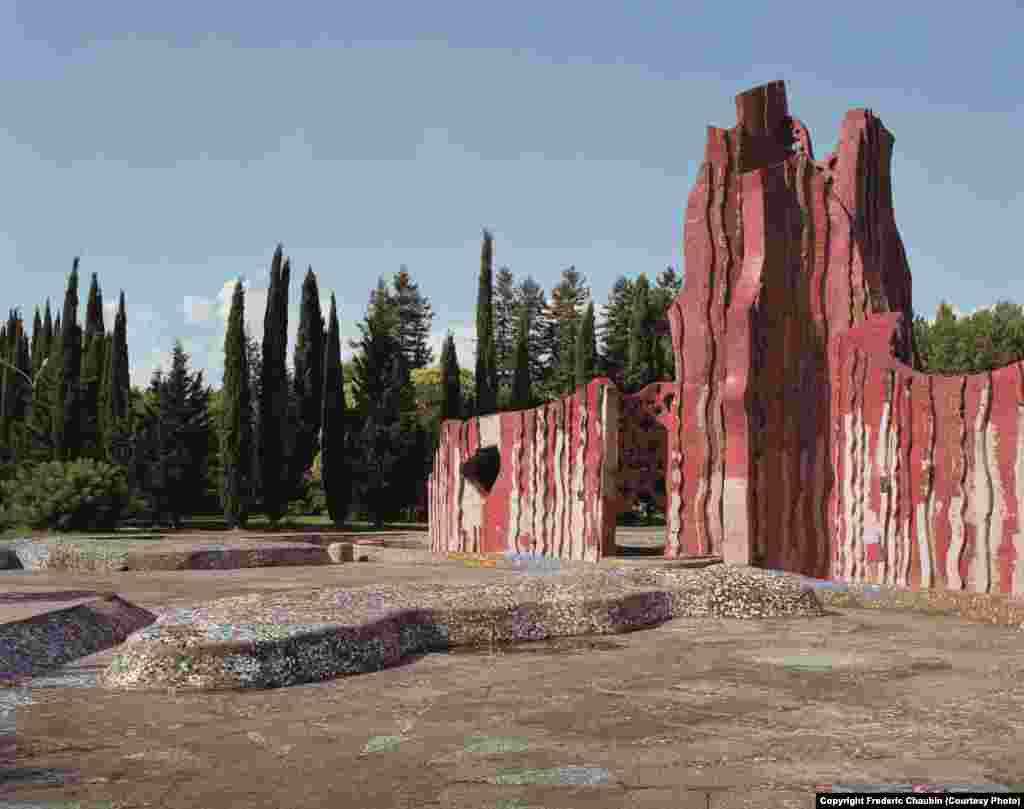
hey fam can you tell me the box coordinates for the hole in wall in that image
[461,445,501,495]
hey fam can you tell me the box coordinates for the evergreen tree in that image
[8,323,32,458]
[292,267,325,496]
[511,305,532,410]
[598,276,635,387]
[80,273,107,459]
[29,307,42,377]
[321,294,350,525]
[134,341,212,527]
[0,315,31,454]
[53,258,82,461]
[558,317,578,396]
[0,311,16,447]
[540,266,589,398]
[351,291,415,527]
[575,301,597,388]
[220,280,252,529]
[391,266,435,370]
[651,266,683,379]
[439,333,461,421]
[39,300,54,370]
[259,246,291,525]
[626,274,657,391]
[245,325,262,514]
[514,276,548,389]
[493,266,518,388]
[101,292,132,465]
[474,229,498,415]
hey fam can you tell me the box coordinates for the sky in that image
[2,1,1021,389]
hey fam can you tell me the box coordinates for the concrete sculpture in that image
[428,80,1024,597]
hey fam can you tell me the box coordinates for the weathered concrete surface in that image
[4,560,1024,807]
[428,79,1024,599]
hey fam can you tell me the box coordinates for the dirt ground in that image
[3,534,1024,808]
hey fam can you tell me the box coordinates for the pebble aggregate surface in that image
[95,564,825,691]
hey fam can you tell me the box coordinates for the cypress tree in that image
[0,312,14,447]
[53,258,82,461]
[98,332,113,455]
[29,307,42,377]
[244,325,262,513]
[511,306,532,410]
[574,300,597,388]
[41,300,53,364]
[27,303,57,462]
[292,267,325,497]
[101,291,131,465]
[259,245,291,525]
[220,280,252,529]
[475,229,498,415]
[439,333,461,421]
[80,273,106,459]
[321,293,350,526]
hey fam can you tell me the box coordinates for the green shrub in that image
[0,459,129,532]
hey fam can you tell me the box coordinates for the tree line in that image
[2,235,1021,530]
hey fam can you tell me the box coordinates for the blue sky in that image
[3,1,1021,388]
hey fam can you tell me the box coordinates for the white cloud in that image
[102,300,118,328]
[183,295,216,324]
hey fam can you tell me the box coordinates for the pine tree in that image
[391,266,435,371]
[574,301,597,388]
[439,333,461,421]
[292,267,325,498]
[53,258,82,462]
[511,305,532,410]
[626,274,657,392]
[321,294,350,525]
[540,267,589,399]
[80,273,107,459]
[599,276,635,387]
[351,291,415,527]
[651,266,683,378]
[134,341,212,527]
[493,266,518,389]
[259,245,291,525]
[220,280,252,529]
[474,229,498,415]
[514,276,548,390]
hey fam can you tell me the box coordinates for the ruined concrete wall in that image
[428,378,620,561]
[665,81,918,577]
[831,313,1024,595]
[428,80,1024,597]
